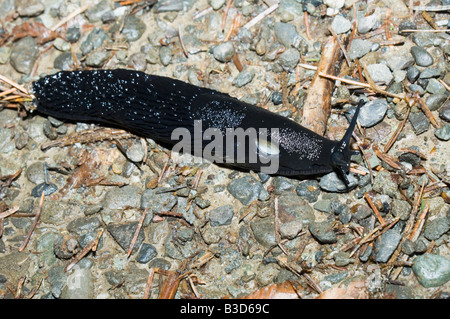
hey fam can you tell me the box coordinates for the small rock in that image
[136,243,158,263]
[358,99,388,127]
[408,112,430,135]
[232,68,255,87]
[271,176,296,195]
[250,218,276,247]
[406,66,420,83]
[386,55,415,72]
[0,47,10,64]
[279,220,303,240]
[273,22,306,51]
[391,199,411,221]
[426,78,446,94]
[227,176,269,205]
[54,52,75,71]
[320,172,358,192]
[107,221,145,253]
[309,221,337,244]
[126,141,145,162]
[296,180,320,202]
[209,204,234,227]
[439,101,450,122]
[80,28,109,56]
[66,27,81,43]
[103,185,141,210]
[412,254,450,288]
[85,0,113,22]
[423,218,450,241]
[358,12,379,34]
[278,193,315,225]
[348,39,372,60]
[435,123,450,141]
[141,188,177,213]
[209,0,226,10]
[10,36,39,74]
[410,46,434,67]
[128,52,147,71]
[331,15,352,34]
[25,162,45,184]
[367,64,393,85]
[372,171,400,199]
[419,68,441,79]
[85,51,110,67]
[313,199,332,213]
[67,216,102,236]
[375,229,402,262]
[159,46,172,66]
[122,16,146,42]
[426,94,447,111]
[278,48,300,69]
[62,267,94,299]
[334,251,354,267]
[213,42,234,63]
[15,0,44,17]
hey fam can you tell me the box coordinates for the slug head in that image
[330,99,363,186]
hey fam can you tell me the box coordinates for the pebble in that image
[103,185,141,210]
[159,46,172,66]
[410,46,434,67]
[67,216,102,236]
[126,141,145,162]
[279,220,303,240]
[412,254,450,288]
[31,182,58,197]
[10,36,39,74]
[391,199,411,221]
[357,12,379,34]
[278,193,315,225]
[54,52,75,71]
[81,28,109,56]
[15,0,44,17]
[334,251,354,267]
[320,172,358,192]
[367,63,393,85]
[435,123,450,141]
[426,78,446,94]
[386,55,415,72]
[351,204,372,221]
[0,46,10,64]
[358,99,388,127]
[295,180,320,203]
[107,221,145,254]
[271,176,296,194]
[250,217,276,247]
[62,267,94,299]
[66,27,81,43]
[331,15,352,34]
[374,229,402,262]
[273,22,306,51]
[25,162,46,184]
[440,101,450,122]
[426,93,447,111]
[419,68,441,79]
[54,234,79,260]
[227,176,269,205]
[372,171,400,199]
[136,243,158,264]
[85,51,110,68]
[209,204,234,227]
[141,188,177,213]
[347,39,372,60]
[408,112,430,135]
[232,68,255,88]
[85,0,113,23]
[40,200,68,226]
[209,0,226,10]
[278,48,300,70]
[47,265,67,298]
[406,66,420,83]
[213,41,234,63]
[313,199,332,213]
[122,16,146,42]
[423,217,449,241]
[309,221,337,244]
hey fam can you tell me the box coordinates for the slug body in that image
[32,69,361,185]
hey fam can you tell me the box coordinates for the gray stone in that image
[314,199,332,213]
[412,254,450,288]
[126,141,145,162]
[357,12,379,34]
[159,46,172,66]
[334,251,354,267]
[387,55,415,71]
[25,162,45,184]
[67,216,101,235]
[209,0,226,10]
[375,229,402,262]
[423,218,449,240]
[232,68,255,87]
[250,217,276,247]
[406,66,420,83]
[367,64,393,85]
[372,171,400,199]
[279,220,303,240]
[440,101,450,122]
[271,176,296,195]
[80,28,109,56]
[410,46,434,67]
[47,265,67,298]
[426,94,447,111]
[358,99,388,127]
[213,41,234,63]
[54,52,75,71]
[296,180,320,202]
[62,267,94,299]
[278,48,300,69]
[227,176,269,205]
[107,221,145,253]
[278,193,315,225]
[0,46,10,64]
[136,243,158,263]
[10,36,39,74]
[331,15,352,34]
[122,16,146,42]
[391,199,411,221]
[435,123,450,141]
[103,185,141,210]
[348,39,372,60]
[426,78,446,94]
[15,0,44,17]
[320,172,358,192]
[273,22,306,51]
[141,188,177,213]
[408,112,430,135]
[309,221,337,244]
[85,51,110,67]
[85,0,113,23]
[209,204,234,227]
[419,68,441,79]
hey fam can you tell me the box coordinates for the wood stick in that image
[302,36,343,135]
[19,191,45,252]
[127,208,149,258]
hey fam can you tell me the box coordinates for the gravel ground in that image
[0,0,449,299]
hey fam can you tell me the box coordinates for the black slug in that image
[30,69,362,186]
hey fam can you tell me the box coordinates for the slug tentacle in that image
[31,69,362,188]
